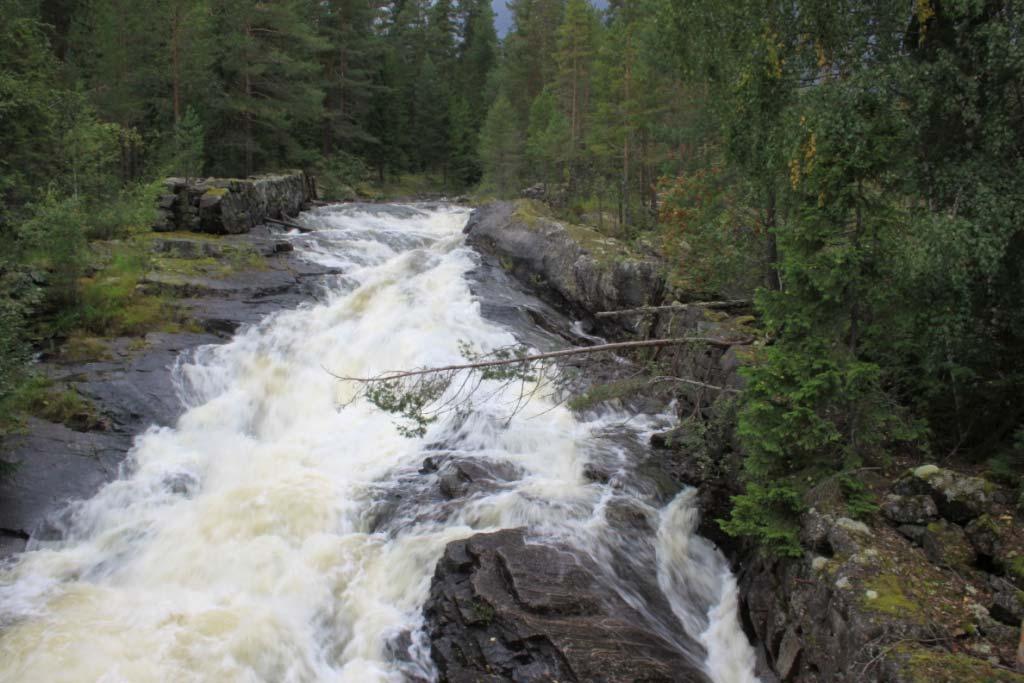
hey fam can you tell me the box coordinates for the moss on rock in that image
[863,574,925,621]
[898,645,1024,683]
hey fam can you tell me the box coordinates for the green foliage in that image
[318,152,370,201]
[20,193,89,310]
[478,94,524,197]
[526,89,571,187]
[0,12,62,223]
[448,95,480,188]
[657,168,769,296]
[652,0,1024,556]
[986,428,1024,508]
[364,377,447,438]
[168,107,205,181]
[75,249,160,336]
[0,266,39,413]
[720,480,803,557]
[0,375,102,433]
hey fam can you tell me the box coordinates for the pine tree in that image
[478,93,523,196]
[207,0,327,175]
[315,0,382,156]
[413,55,450,176]
[526,88,571,187]
[554,0,599,179]
[504,0,565,118]
[456,0,498,130]
[162,0,214,127]
[427,0,458,72]
[169,106,205,181]
[448,94,479,187]
[0,8,63,221]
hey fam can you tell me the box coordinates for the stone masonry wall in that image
[154,171,316,234]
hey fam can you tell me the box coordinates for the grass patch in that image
[898,644,1024,682]
[568,376,653,411]
[367,172,452,200]
[0,374,103,434]
[64,242,198,339]
[60,335,112,362]
[76,248,171,336]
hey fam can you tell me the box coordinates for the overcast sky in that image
[492,0,608,36]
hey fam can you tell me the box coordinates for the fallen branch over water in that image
[594,300,751,318]
[331,336,752,383]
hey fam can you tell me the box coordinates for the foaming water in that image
[0,204,758,682]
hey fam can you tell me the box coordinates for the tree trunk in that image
[765,188,782,291]
[244,23,253,177]
[171,3,182,124]
[622,43,632,229]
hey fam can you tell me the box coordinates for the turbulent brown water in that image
[0,204,758,682]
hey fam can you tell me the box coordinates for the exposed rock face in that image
[894,465,997,524]
[741,509,1024,681]
[881,493,939,525]
[0,229,337,558]
[462,200,754,421]
[463,201,665,337]
[424,528,710,683]
[154,171,315,234]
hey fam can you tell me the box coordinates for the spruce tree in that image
[207,0,326,175]
[478,94,523,197]
[456,0,498,131]
[504,0,566,118]
[315,0,383,156]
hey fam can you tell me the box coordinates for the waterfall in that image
[0,204,758,683]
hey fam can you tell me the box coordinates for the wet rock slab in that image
[424,528,710,683]
[0,418,129,548]
[0,235,336,557]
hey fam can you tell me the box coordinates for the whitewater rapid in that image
[0,204,757,682]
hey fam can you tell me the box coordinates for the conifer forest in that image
[2,1,1024,681]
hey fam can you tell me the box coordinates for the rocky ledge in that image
[453,198,1024,681]
[425,528,709,683]
[0,226,336,557]
[154,171,316,234]
[463,200,666,337]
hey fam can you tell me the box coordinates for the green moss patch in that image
[0,375,104,433]
[862,574,924,621]
[898,645,1024,683]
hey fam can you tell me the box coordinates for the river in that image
[0,204,758,682]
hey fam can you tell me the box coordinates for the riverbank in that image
[462,199,1024,682]
[0,217,338,556]
[0,200,763,683]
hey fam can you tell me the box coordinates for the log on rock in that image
[266,217,315,233]
[595,300,752,318]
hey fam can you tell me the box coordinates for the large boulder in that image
[424,528,710,683]
[920,519,976,572]
[894,465,995,524]
[965,514,1024,588]
[882,494,939,526]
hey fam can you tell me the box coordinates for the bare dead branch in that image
[328,337,752,383]
[594,301,752,319]
[648,376,742,394]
